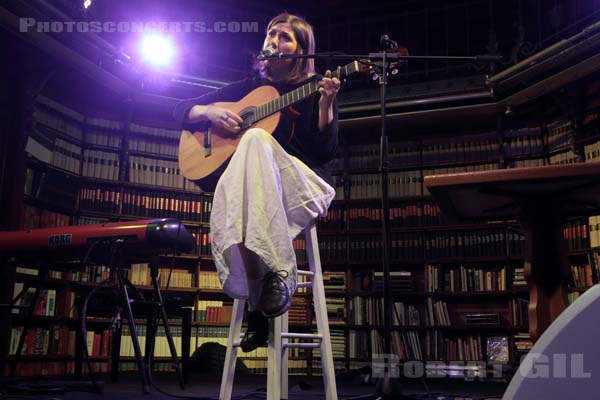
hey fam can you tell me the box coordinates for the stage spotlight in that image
[140,35,176,68]
[83,0,92,9]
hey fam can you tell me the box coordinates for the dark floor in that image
[1,371,508,400]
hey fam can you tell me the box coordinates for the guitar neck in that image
[252,60,359,122]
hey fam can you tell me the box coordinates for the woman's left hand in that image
[318,70,341,110]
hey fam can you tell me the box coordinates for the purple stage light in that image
[140,34,176,68]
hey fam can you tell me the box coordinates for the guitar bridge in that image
[204,128,212,157]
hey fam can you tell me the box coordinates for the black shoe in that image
[240,310,268,353]
[259,270,291,318]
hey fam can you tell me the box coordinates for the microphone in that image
[380,34,398,50]
[257,47,279,60]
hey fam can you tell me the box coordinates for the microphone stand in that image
[261,48,499,400]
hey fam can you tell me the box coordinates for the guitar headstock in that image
[356,46,410,78]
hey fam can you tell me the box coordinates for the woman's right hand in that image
[188,105,243,134]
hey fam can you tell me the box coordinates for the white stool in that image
[219,222,338,400]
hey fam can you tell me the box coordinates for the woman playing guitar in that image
[173,13,341,352]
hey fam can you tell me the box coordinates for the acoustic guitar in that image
[178,46,408,192]
[178,60,364,191]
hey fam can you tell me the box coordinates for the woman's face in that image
[263,22,299,79]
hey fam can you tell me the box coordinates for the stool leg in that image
[219,298,244,400]
[267,315,282,400]
[306,223,338,400]
[281,311,289,399]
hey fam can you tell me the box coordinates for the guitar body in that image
[178,85,282,190]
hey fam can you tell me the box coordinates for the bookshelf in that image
[7,74,600,382]
[315,87,600,378]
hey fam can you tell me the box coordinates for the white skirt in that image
[209,128,336,300]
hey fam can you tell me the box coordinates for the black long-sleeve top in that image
[172,74,339,186]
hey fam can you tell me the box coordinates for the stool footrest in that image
[298,271,315,277]
[297,282,313,288]
[281,332,322,340]
[284,343,321,349]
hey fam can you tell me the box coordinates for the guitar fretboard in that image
[249,60,359,124]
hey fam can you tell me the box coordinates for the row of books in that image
[12,285,77,319]
[511,298,529,326]
[196,270,220,289]
[318,202,444,231]
[349,233,423,260]
[584,140,600,162]
[506,158,546,168]
[503,127,544,157]
[128,137,178,158]
[195,301,231,323]
[347,142,420,170]
[318,236,347,262]
[52,137,82,175]
[313,329,345,359]
[421,132,500,166]
[120,188,203,220]
[196,228,212,256]
[564,219,592,251]
[514,332,533,362]
[346,172,424,199]
[345,127,565,171]
[570,262,599,288]
[423,230,520,258]
[9,326,110,358]
[547,149,580,165]
[288,297,310,324]
[18,264,111,285]
[129,123,180,141]
[348,298,420,326]
[513,267,526,287]
[425,298,451,326]
[78,185,120,214]
[346,203,443,229]
[425,265,508,293]
[364,330,424,360]
[33,107,83,140]
[424,332,507,362]
[322,271,347,291]
[545,119,573,151]
[82,150,120,181]
[119,324,185,358]
[127,263,194,288]
[34,102,180,145]
[326,298,345,325]
[292,237,307,264]
[78,185,209,221]
[85,128,122,149]
[318,231,524,261]
[128,155,184,189]
[350,270,415,293]
[12,286,57,317]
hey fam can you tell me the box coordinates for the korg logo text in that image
[48,234,72,246]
